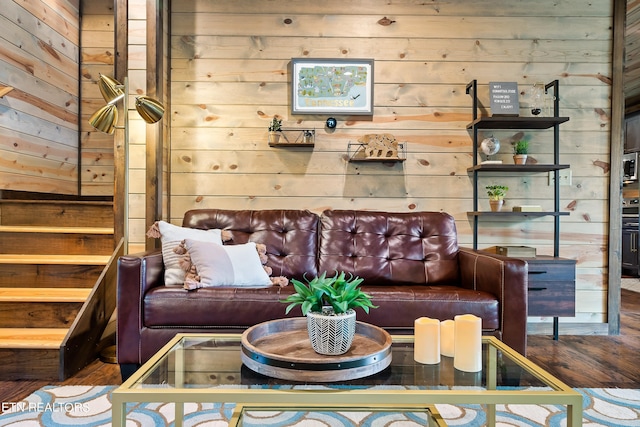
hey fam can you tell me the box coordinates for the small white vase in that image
[306,308,356,355]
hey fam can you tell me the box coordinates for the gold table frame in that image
[112,334,582,427]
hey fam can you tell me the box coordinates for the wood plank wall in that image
[0,0,80,195]
[626,0,640,111]
[81,0,115,196]
[126,0,615,331]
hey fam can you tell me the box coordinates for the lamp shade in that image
[98,74,125,103]
[88,104,118,134]
[135,96,165,124]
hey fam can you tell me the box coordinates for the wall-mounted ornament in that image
[291,58,374,115]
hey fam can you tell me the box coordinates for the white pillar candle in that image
[440,319,455,357]
[453,314,482,372]
[414,317,440,364]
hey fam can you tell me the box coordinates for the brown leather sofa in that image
[117,209,528,379]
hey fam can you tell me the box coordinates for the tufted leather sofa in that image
[117,209,528,379]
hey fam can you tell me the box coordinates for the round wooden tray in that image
[241,317,393,382]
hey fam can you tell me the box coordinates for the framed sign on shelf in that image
[291,58,374,115]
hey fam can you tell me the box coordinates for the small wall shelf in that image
[467,164,570,173]
[269,129,315,147]
[347,142,406,163]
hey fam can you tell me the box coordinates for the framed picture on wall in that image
[291,58,374,115]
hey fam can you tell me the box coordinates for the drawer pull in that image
[529,270,548,275]
[529,287,548,291]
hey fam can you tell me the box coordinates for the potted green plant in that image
[268,117,282,144]
[486,184,508,211]
[282,271,377,355]
[513,140,529,164]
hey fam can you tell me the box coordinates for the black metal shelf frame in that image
[465,80,569,256]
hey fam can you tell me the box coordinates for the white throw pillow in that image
[157,221,223,286]
[183,239,272,288]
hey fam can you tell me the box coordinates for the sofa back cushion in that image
[182,209,319,280]
[318,210,460,286]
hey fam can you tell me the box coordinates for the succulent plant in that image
[268,117,282,132]
[282,271,378,315]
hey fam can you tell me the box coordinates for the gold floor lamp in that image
[88,74,165,363]
[88,74,165,250]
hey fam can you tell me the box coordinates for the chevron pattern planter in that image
[307,308,356,355]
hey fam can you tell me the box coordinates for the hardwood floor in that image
[0,289,639,407]
[528,288,640,388]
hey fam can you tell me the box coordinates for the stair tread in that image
[0,225,114,234]
[0,328,67,349]
[0,254,110,265]
[0,288,91,302]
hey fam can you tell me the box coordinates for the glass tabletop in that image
[131,334,551,390]
[114,332,582,427]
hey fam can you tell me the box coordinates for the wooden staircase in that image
[0,199,119,380]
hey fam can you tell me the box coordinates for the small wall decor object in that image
[530,82,545,116]
[453,314,482,372]
[414,317,440,364]
[359,133,399,159]
[440,319,455,357]
[291,58,374,115]
[480,136,501,164]
[489,82,519,116]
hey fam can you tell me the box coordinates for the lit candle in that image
[414,317,440,364]
[440,319,455,357]
[453,314,482,372]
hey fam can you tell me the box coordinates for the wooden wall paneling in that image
[113,0,127,246]
[4,2,78,61]
[626,0,640,109]
[171,0,610,16]
[170,14,611,40]
[171,37,612,63]
[0,172,78,194]
[144,0,168,251]
[608,0,627,335]
[156,0,615,332]
[80,0,115,197]
[0,0,80,195]
[18,0,80,43]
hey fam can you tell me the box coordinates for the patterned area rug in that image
[0,386,638,426]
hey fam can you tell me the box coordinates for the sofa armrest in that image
[117,249,164,365]
[458,247,528,355]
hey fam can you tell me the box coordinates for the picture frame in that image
[291,58,374,115]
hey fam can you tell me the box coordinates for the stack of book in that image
[494,245,537,257]
[512,205,542,212]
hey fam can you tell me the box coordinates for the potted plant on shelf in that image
[281,271,378,355]
[486,184,508,212]
[268,117,282,144]
[513,140,529,164]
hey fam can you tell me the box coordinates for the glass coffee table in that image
[112,331,582,427]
